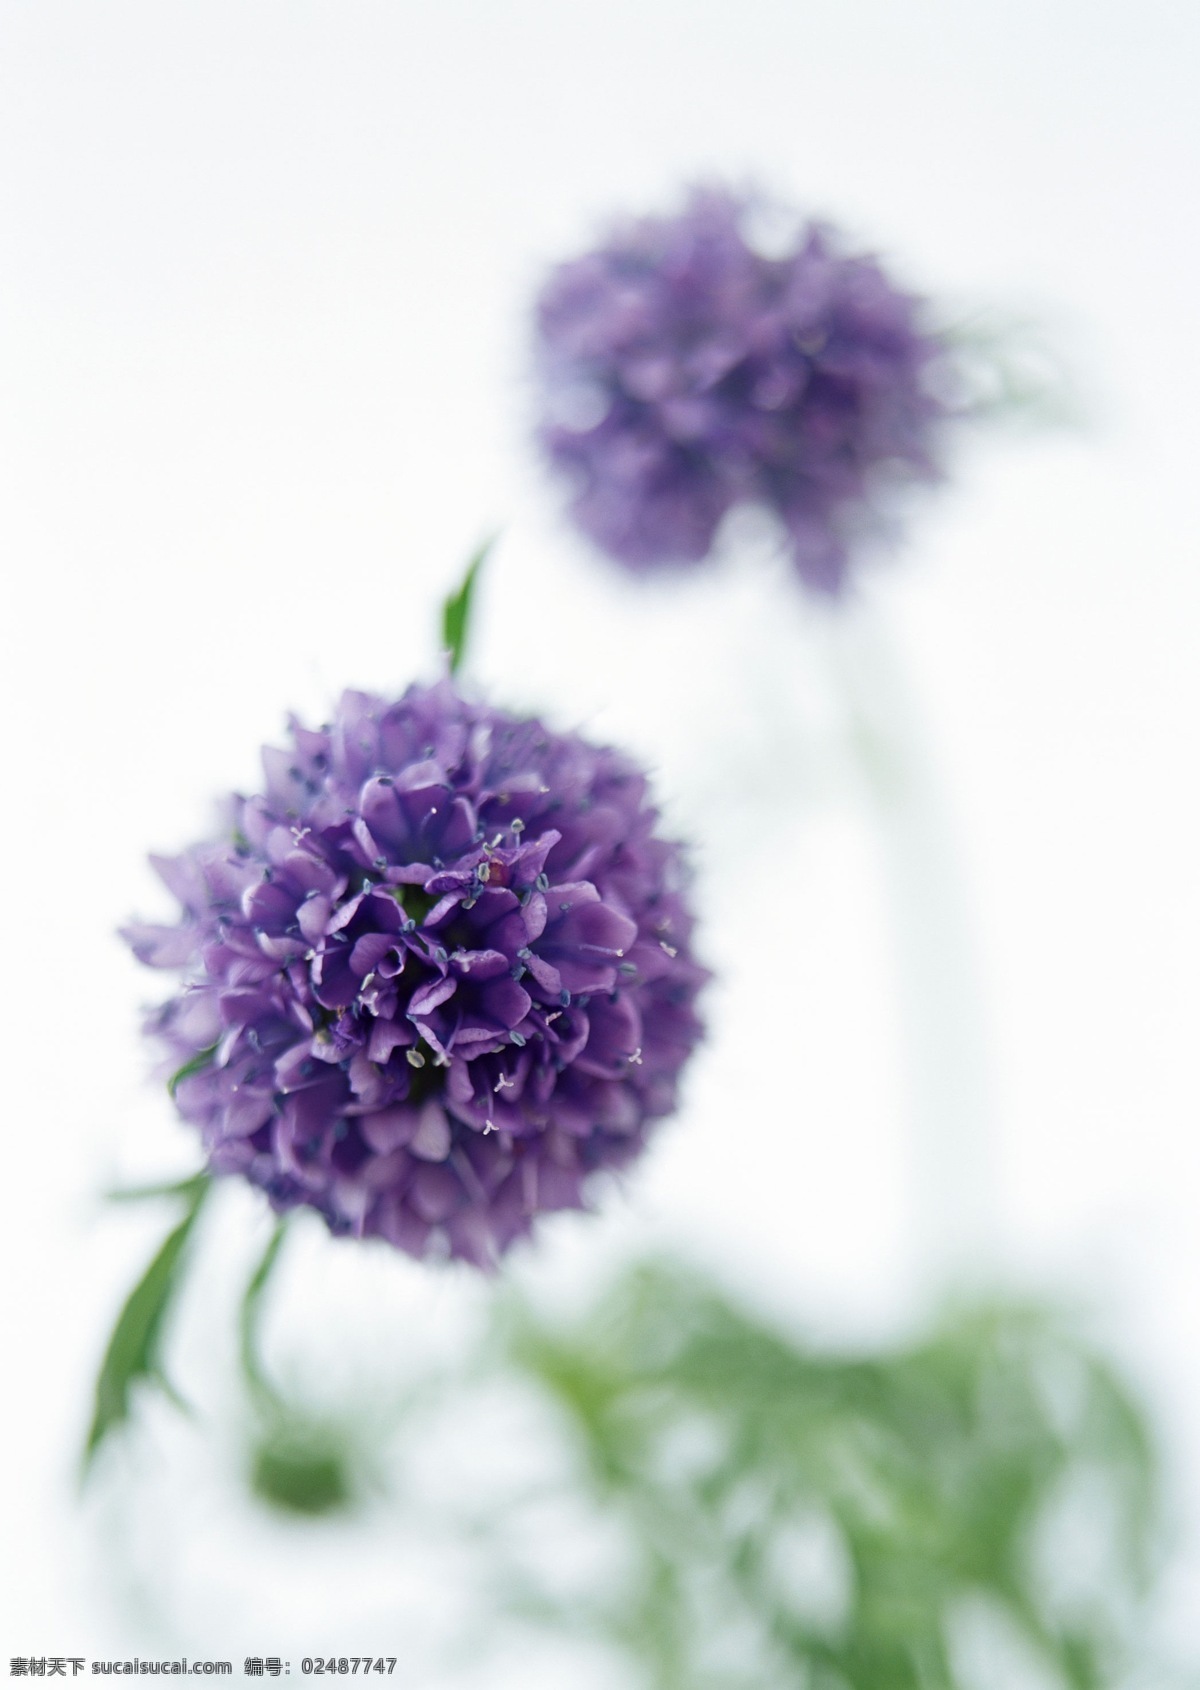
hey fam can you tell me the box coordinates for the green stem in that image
[239,1216,292,1411]
[828,604,995,1293]
[104,1171,210,1205]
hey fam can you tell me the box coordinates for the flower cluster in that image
[125,684,706,1267]
[535,188,949,594]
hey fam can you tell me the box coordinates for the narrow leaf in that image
[441,535,496,677]
[83,1179,210,1471]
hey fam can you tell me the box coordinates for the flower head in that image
[125,684,706,1267]
[535,188,949,594]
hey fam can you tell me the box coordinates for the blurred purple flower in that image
[125,684,706,1268]
[535,188,950,594]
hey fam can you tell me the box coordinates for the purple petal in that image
[409,1100,452,1163]
[480,978,533,1029]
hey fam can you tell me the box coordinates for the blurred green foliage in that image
[250,1424,355,1517]
[497,1261,1160,1690]
[938,314,1082,434]
[83,1181,1169,1681]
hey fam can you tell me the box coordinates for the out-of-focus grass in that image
[492,1260,1160,1690]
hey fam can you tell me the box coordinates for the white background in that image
[2,0,1199,1669]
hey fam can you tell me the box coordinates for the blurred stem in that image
[104,1171,210,1205]
[239,1215,291,1411]
[826,601,995,1295]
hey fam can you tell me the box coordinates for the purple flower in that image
[535,188,950,595]
[125,683,707,1268]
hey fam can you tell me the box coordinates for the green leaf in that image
[440,535,496,677]
[166,1043,217,1100]
[83,1177,210,1472]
